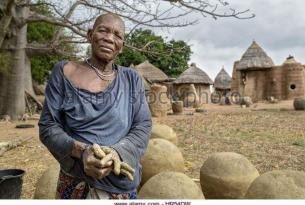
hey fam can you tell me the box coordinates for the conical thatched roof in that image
[130,63,151,91]
[134,60,168,82]
[283,55,300,65]
[236,41,274,70]
[214,67,232,90]
[174,63,213,85]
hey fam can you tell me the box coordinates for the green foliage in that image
[27,0,55,43]
[116,29,192,77]
[27,22,55,43]
[27,1,77,84]
[30,55,63,84]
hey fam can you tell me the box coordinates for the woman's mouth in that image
[99,45,113,52]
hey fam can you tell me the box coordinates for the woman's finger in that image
[96,167,112,179]
[87,154,103,168]
[100,153,113,166]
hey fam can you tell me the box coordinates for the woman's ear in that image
[87,29,93,43]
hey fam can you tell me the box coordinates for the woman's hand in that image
[99,145,135,181]
[82,145,113,179]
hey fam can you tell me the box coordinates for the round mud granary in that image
[150,123,178,145]
[200,152,259,199]
[293,97,305,110]
[245,170,305,199]
[34,163,60,199]
[138,171,204,199]
[140,139,184,185]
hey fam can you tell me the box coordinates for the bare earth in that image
[0,100,305,199]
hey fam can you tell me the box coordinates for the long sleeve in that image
[112,72,152,169]
[38,61,75,172]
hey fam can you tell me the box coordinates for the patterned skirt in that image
[56,170,137,199]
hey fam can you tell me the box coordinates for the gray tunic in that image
[38,61,152,193]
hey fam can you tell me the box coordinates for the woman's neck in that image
[89,56,113,73]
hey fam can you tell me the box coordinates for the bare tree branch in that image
[26,42,78,58]
[5,0,255,58]
[26,11,87,37]
[51,1,83,45]
[165,0,255,19]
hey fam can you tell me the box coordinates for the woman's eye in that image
[116,35,123,40]
[115,33,123,40]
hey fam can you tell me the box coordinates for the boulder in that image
[200,152,259,199]
[34,163,60,199]
[141,139,184,185]
[151,124,178,145]
[138,172,204,199]
[293,97,305,110]
[245,170,305,199]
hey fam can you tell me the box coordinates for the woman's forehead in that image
[93,15,125,32]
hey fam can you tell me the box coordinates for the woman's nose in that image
[103,32,115,43]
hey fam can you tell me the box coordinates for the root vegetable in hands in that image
[91,144,135,181]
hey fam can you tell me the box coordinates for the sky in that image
[154,0,305,80]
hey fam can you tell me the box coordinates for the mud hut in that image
[135,60,168,84]
[231,41,274,102]
[134,60,175,97]
[174,63,213,106]
[214,67,232,95]
[231,41,305,102]
[279,56,305,99]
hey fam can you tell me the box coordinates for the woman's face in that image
[88,15,125,63]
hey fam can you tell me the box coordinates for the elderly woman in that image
[38,13,152,199]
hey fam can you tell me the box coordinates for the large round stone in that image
[293,97,305,110]
[141,139,184,185]
[151,123,178,145]
[245,170,305,199]
[200,152,259,199]
[138,172,204,199]
[34,163,60,199]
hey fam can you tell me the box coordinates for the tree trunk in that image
[24,55,35,96]
[1,6,29,120]
[0,70,9,114]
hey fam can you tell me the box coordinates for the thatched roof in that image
[134,60,168,82]
[130,63,151,91]
[236,41,274,70]
[174,63,213,85]
[214,67,232,90]
[283,55,299,65]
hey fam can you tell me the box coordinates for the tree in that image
[117,29,192,77]
[0,0,254,119]
[27,3,78,84]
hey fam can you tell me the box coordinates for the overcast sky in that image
[155,0,305,80]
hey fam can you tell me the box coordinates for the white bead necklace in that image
[85,58,115,81]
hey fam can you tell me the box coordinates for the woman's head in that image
[88,13,125,63]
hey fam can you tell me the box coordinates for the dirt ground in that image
[1,100,305,199]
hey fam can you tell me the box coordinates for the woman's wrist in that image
[71,140,89,159]
[80,144,91,162]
